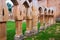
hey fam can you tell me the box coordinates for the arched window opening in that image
[23,1,29,8]
[51,10,53,14]
[38,7,43,13]
[28,0,32,3]
[11,0,18,6]
[44,8,47,14]
[48,9,50,14]
[2,9,4,16]
[38,0,42,1]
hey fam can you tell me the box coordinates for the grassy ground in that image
[6,21,60,40]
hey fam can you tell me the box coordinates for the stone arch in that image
[38,7,43,13]
[48,9,50,14]
[44,8,47,12]
[11,0,18,6]
[51,10,54,14]
[44,8,47,14]
[0,0,9,40]
[28,0,32,3]
[23,1,29,8]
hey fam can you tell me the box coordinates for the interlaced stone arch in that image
[0,0,58,40]
[38,7,43,13]
[11,0,18,6]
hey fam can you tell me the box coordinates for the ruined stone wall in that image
[47,0,57,17]
[56,0,60,17]
[38,0,47,7]
[38,0,60,18]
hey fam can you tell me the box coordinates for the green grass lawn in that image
[6,21,60,40]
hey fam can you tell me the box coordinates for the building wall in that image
[38,0,47,7]
[56,0,60,17]
[47,0,57,17]
[38,0,60,18]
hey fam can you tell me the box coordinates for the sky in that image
[6,0,13,6]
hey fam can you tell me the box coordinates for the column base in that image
[44,24,49,30]
[25,31,32,37]
[39,26,44,32]
[14,34,24,40]
[48,24,51,27]
[30,29,38,35]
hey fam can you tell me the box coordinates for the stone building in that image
[38,0,60,17]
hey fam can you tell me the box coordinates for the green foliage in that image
[6,21,15,40]
[6,21,60,40]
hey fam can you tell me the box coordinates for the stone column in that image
[15,20,22,36]
[0,0,9,40]
[13,5,24,40]
[32,15,38,34]
[49,10,54,26]
[38,7,44,31]
[0,22,6,40]
[23,1,33,36]
[25,8,32,36]
[44,8,49,29]
[15,20,24,40]
[39,15,45,31]
[49,16,51,26]
[50,10,55,25]
[44,8,47,29]
[48,9,51,26]
[45,15,49,29]
[32,6,38,34]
